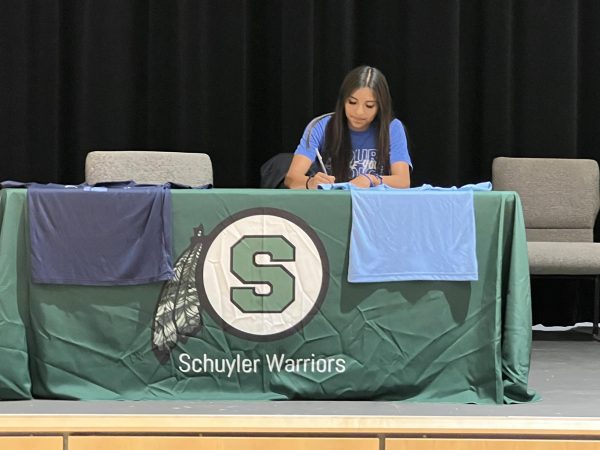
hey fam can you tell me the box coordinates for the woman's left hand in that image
[349,174,374,188]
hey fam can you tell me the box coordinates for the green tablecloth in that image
[0,188,536,402]
[0,190,31,399]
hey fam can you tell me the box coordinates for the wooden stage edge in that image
[1,414,600,437]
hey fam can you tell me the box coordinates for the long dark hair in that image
[323,66,394,182]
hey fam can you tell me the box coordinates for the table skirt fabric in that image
[0,189,536,403]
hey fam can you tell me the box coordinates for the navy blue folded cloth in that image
[28,183,174,285]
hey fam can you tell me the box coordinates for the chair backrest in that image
[85,151,213,186]
[492,157,600,242]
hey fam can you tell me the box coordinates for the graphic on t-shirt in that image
[349,148,378,178]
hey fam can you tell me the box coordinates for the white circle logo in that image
[197,208,329,340]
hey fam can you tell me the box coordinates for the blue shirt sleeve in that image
[294,115,332,161]
[389,119,412,168]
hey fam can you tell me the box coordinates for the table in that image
[0,188,536,403]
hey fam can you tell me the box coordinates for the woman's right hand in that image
[307,172,335,189]
[285,155,335,189]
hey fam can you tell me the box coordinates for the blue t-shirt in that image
[294,114,412,177]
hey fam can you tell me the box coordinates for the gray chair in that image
[492,156,600,336]
[85,151,213,186]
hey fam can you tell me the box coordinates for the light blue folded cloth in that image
[318,182,386,190]
[318,181,492,191]
[348,188,479,282]
[412,182,492,191]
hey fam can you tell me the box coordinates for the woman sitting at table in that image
[284,65,412,190]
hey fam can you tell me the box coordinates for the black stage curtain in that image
[1,0,600,324]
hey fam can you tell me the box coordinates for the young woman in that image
[284,65,412,190]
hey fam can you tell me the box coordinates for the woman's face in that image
[344,87,378,131]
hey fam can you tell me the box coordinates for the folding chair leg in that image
[594,275,600,339]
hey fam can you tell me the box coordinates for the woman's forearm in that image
[381,174,410,189]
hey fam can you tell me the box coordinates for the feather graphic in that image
[152,226,205,359]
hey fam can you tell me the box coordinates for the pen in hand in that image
[315,148,328,175]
